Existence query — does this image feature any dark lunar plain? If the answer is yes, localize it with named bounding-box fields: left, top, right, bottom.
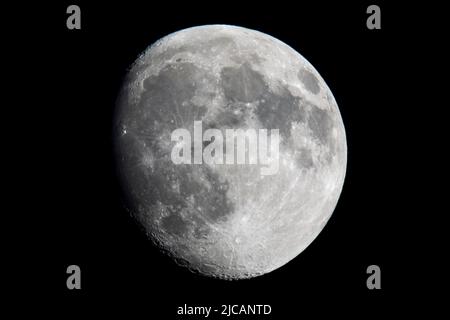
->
left=8, top=0, right=438, bottom=318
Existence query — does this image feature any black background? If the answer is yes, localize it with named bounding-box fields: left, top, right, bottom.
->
left=8, top=0, right=437, bottom=317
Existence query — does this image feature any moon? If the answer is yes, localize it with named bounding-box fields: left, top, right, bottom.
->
left=114, top=25, right=347, bottom=279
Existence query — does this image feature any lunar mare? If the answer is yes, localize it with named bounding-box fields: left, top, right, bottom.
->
left=114, top=25, right=347, bottom=279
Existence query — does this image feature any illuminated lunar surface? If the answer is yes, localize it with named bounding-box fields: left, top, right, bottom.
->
left=114, top=25, right=347, bottom=279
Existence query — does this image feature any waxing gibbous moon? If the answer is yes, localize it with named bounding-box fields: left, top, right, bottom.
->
left=114, top=25, right=347, bottom=279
